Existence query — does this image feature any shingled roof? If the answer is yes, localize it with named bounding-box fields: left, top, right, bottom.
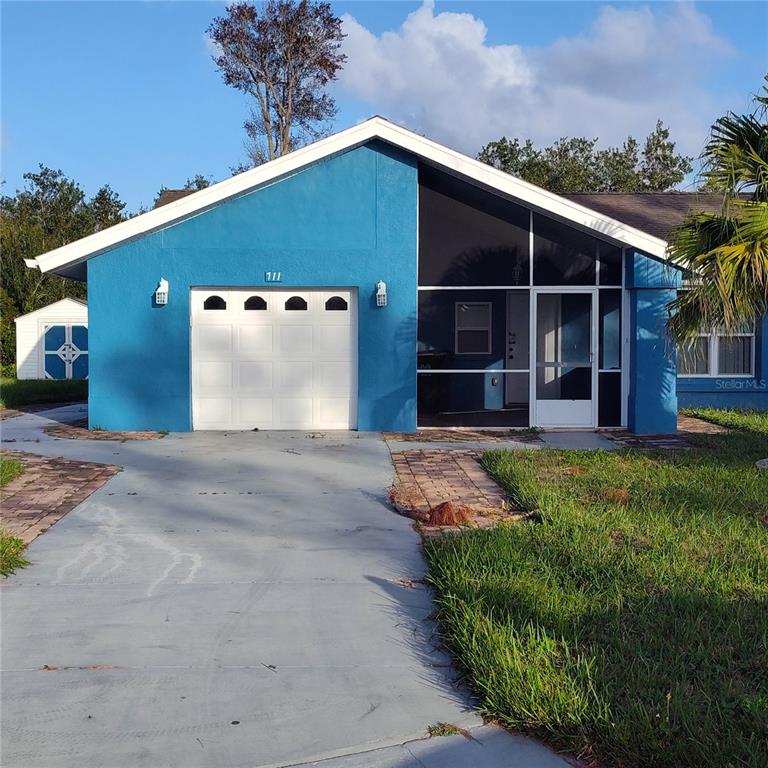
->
left=154, top=183, right=725, bottom=240
left=154, top=186, right=724, bottom=240
left=561, top=192, right=728, bottom=240
left=154, top=189, right=196, bottom=208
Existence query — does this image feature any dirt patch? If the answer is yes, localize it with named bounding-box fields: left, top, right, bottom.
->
left=601, top=487, right=630, bottom=506
left=384, top=429, right=542, bottom=444
left=45, top=418, right=164, bottom=441
left=427, top=501, right=474, bottom=526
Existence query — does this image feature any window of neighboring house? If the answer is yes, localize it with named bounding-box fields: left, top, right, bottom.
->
left=678, top=325, right=755, bottom=377
left=455, top=302, right=492, bottom=354
left=678, top=335, right=711, bottom=376
left=717, top=326, right=755, bottom=375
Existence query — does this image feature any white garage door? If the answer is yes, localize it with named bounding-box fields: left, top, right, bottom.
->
left=191, top=288, right=357, bottom=430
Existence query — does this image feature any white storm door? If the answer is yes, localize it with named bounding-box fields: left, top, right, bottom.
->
left=533, top=290, right=596, bottom=428
left=191, top=288, right=357, bottom=430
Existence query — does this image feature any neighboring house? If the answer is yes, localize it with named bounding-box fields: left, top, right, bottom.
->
left=14, top=298, right=88, bottom=380
left=564, top=193, right=767, bottom=412
left=24, top=117, right=766, bottom=432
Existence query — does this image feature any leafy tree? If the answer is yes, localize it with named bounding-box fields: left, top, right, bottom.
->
left=184, top=174, right=213, bottom=191
left=668, top=83, right=768, bottom=341
left=639, top=120, right=694, bottom=192
left=478, top=122, right=691, bottom=193
left=0, top=166, right=126, bottom=365
left=208, top=0, right=346, bottom=167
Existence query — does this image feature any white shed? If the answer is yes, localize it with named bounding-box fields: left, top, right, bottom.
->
left=14, top=298, right=88, bottom=380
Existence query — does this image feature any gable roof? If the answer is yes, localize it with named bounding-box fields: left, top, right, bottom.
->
left=13, top=297, right=87, bottom=323
left=27, top=116, right=670, bottom=279
left=562, top=192, right=732, bottom=240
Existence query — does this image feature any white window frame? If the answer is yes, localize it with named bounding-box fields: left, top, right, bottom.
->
left=454, top=301, right=492, bottom=355
left=677, top=326, right=755, bottom=378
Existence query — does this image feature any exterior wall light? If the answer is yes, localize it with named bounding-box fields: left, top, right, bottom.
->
left=155, top=278, right=169, bottom=306
left=376, top=280, right=387, bottom=307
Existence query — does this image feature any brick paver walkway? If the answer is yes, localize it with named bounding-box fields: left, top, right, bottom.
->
left=390, top=449, right=522, bottom=531
left=45, top=418, right=164, bottom=441
left=603, top=414, right=731, bottom=450
left=677, top=415, right=730, bottom=434
left=1, top=451, right=119, bottom=544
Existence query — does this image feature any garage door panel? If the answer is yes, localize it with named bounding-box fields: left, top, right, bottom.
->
left=316, top=398, right=353, bottom=428
left=279, top=361, right=313, bottom=393
left=279, top=325, right=313, bottom=356
left=238, top=361, right=273, bottom=391
left=192, top=288, right=356, bottom=430
left=239, top=325, right=273, bottom=354
left=198, top=361, right=232, bottom=390
left=196, top=398, right=233, bottom=427
left=198, top=325, right=233, bottom=356
left=278, top=398, right=313, bottom=426
left=317, top=362, right=352, bottom=393
left=238, top=398, right=274, bottom=427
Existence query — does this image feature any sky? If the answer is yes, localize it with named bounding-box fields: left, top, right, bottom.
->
left=2, top=1, right=767, bottom=211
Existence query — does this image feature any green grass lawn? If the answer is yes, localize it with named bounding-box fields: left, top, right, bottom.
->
left=424, top=410, right=768, bottom=768
left=0, top=455, right=28, bottom=576
left=0, top=377, right=87, bottom=409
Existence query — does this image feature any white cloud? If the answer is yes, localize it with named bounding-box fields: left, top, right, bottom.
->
left=203, top=32, right=223, bottom=60
left=338, top=1, right=735, bottom=158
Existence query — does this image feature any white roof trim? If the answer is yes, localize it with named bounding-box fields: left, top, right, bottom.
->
left=13, top=297, right=87, bottom=323
left=29, top=116, right=669, bottom=275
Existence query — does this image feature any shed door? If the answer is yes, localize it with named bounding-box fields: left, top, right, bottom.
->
left=43, top=324, right=89, bottom=380
left=191, top=288, right=357, bottom=430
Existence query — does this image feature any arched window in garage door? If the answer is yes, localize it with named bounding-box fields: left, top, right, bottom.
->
left=285, top=296, right=308, bottom=311
left=325, top=296, right=348, bottom=311
left=203, top=295, right=227, bottom=310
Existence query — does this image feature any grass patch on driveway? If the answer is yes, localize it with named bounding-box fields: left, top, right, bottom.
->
left=424, top=411, right=768, bottom=768
left=1, top=455, right=28, bottom=576
left=1, top=455, right=24, bottom=487
left=0, top=530, right=29, bottom=577
left=0, top=377, right=87, bottom=409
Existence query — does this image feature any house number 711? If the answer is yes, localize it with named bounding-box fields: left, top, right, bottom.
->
left=264, top=271, right=282, bottom=282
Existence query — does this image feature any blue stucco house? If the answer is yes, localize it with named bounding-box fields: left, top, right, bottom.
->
left=27, top=117, right=766, bottom=433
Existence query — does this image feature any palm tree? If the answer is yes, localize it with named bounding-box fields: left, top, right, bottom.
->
left=667, top=80, right=768, bottom=342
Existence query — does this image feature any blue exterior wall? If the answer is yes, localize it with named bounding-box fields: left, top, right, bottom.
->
left=626, top=250, right=682, bottom=433
left=677, top=314, right=768, bottom=410
left=87, top=141, right=418, bottom=431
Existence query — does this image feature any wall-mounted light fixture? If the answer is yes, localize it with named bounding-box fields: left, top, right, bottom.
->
left=155, top=278, right=169, bottom=306
left=376, top=280, right=387, bottom=307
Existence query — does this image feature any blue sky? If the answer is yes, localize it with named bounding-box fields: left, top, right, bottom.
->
left=2, top=1, right=766, bottom=211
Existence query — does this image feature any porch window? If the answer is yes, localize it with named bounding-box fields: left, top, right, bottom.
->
left=418, top=165, right=529, bottom=287
left=455, top=302, right=492, bottom=354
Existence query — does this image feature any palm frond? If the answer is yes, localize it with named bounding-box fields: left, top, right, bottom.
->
left=667, top=82, right=768, bottom=342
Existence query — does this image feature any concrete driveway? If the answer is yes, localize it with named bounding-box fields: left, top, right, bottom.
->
left=1, top=407, right=569, bottom=768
